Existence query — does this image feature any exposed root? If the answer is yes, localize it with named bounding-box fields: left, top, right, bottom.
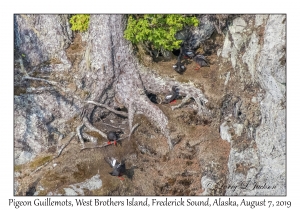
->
left=82, top=133, right=98, bottom=143
left=80, top=137, right=126, bottom=151
left=85, top=100, right=128, bottom=117
left=56, top=132, right=75, bottom=157
left=23, top=76, right=82, bottom=101
left=76, top=123, right=85, bottom=147
left=171, top=94, right=192, bottom=110
left=56, top=134, right=64, bottom=151
left=80, top=123, right=139, bottom=152
left=18, top=58, right=29, bottom=77
left=139, top=66, right=209, bottom=116
left=128, top=123, right=140, bottom=141
left=83, top=116, right=107, bottom=138
left=100, top=121, right=126, bottom=130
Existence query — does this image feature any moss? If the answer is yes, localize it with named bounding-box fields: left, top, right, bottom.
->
left=176, top=77, right=190, bottom=84
left=14, top=164, right=23, bottom=172
left=85, top=131, right=104, bottom=144
left=41, top=172, right=69, bottom=193
left=69, top=15, right=90, bottom=32
left=50, top=58, right=62, bottom=65
left=29, top=155, right=52, bottom=169
left=14, top=86, right=26, bottom=96
left=178, top=178, right=192, bottom=187
left=167, top=177, right=176, bottom=186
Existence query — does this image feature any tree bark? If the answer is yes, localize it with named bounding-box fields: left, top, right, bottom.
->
left=14, top=14, right=208, bottom=152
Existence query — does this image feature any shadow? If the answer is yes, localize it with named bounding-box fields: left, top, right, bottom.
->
left=125, top=166, right=138, bottom=180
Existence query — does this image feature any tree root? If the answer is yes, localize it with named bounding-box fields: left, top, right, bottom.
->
left=100, top=121, right=125, bottom=130
left=83, top=116, right=107, bottom=138
left=56, top=132, right=75, bottom=157
left=80, top=123, right=139, bottom=152
left=128, top=123, right=140, bottom=141
left=82, top=133, right=97, bottom=143
left=139, top=66, right=209, bottom=116
left=76, top=123, right=85, bottom=147
left=85, top=100, right=128, bottom=117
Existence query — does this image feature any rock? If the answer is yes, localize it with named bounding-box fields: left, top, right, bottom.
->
left=64, top=188, right=78, bottom=196
left=220, top=121, right=231, bottom=142
left=233, top=123, right=243, bottom=136
left=224, top=72, right=230, bottom=85
left=231, top=17, right=247, bottom=33
left=64, top=174, right=102, bottom=195
left=201, top=176, right=217, bottom=195
left=222, top=15, right=286, bottom=195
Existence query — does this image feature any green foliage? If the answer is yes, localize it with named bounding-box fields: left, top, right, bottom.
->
left=69, top=14, right=90, bottom=32
left=124, top=14, right=199, bottom=51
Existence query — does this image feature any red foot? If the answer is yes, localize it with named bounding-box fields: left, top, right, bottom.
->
left=118, top=176, right=125, bottom=181
left=107, top=141, right=111, bottom=145
left=170, top=100, right=177, bottom=104
left=114, top=140, right=117, bottom=146
left=194, top=64, right=201, bottom=70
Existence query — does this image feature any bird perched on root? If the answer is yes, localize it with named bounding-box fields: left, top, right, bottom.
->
left=164, top=86, right=180, bottom=104
left=104, top=157, right=126, bottom=180
left=107, top=131, right=118, bottom=146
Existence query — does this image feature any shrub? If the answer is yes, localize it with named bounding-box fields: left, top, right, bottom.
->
left=69, top=14, right=90, bottom=32
left=124, top=14, right=199, bottom=52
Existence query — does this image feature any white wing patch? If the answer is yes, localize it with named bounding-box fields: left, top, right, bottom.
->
left=165, top=95, right=172, bottom=100
left=112, top=159, right=116, bottom=167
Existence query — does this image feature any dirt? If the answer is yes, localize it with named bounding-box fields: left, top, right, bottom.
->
left=15, top=32, right=262, bottom=196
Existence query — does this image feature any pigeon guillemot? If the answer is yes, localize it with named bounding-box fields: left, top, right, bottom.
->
left=107, top=131, right=117, bottom=146
left=182, top=47, right=195, bottom=59
left=164, top=86, right=179, bottom=104
left=193, top=54, right=209, bottom=70
left=172, top=61, right=186, bottom=74
left=104, top=157, right=126, bottom=180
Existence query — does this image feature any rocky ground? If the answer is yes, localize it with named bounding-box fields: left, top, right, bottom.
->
left=14, top=14, right=286, bottom=196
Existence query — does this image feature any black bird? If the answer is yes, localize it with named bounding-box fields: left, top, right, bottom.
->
left=164, top=86, right=179, bottom=104
left=180, top=37, right=196, bottom=59
left=172, top=61, right=186, bottom=74
left=104, top=157, right=126, bottom=180
left=193, top=54, right=209, bottom=70
left=107, top=131, right=117, bottom=146
left=182, top=47, right=195, bottom=59
left=25, top=186, right=36, bottom=196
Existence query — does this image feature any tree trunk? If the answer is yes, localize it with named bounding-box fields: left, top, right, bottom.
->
left=14, top=14, right=208, bottom=159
